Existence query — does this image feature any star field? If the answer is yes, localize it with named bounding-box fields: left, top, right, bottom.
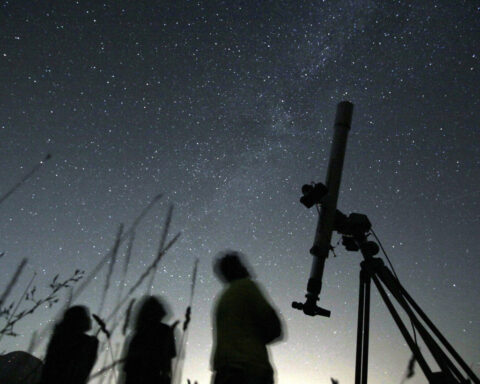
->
left=1, top=1, right=479, bottom=383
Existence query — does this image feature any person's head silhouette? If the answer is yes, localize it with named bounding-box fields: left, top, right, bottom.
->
left=58, top=305, right=92, bottom=333
left=214, top=250, right=251, bottom=284
left=135, top=296, right=167, bottom=331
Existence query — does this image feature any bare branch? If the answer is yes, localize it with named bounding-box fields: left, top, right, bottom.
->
left=0, top=269, right=84, bottom=338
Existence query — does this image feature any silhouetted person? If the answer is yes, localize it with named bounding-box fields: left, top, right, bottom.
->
left=211, top=251, right=283, bottom=384
left=39, top=305, right=98, bottom=384
left=123, top=296, right=176, bottom=384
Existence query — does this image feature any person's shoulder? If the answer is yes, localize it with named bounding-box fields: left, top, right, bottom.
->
left=158, top=322, right=172, bottom=331
left=230, top=278, right=262, bottom=294
left=155, top=322, right=174, bottom=336
left=82, top=334, right=99, bottom=348
left=231, top=277, right=254, bottom=286
left=237, top=277, right=260, bottom=289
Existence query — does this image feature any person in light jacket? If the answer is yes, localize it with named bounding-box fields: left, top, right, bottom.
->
left=211, top=251, right=283, bottom=384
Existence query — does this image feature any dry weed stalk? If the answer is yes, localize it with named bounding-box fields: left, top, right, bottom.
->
left=122, top=298, right=136, bottom=336
left=172, top=258, right=199, bottom=384
left=33, top=194, right=163, bottom=352
left=72, top=193, right=163, bottom=303
left=97, top=224, right=124, bottom=315
left=116, top=230, right=135, bottom=310
left=0, top=258, right=28, bottom=307
left=106, top=230, right=180, bottom=327
left=88, top=357, right=125, bottom=382
left=148, top=204, right=174, bottom=294
left=0, top=153, right=52, bottom=207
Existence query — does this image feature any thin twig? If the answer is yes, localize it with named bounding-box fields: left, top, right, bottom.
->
left=72, top=194, right=163, bottom=302
left=114, top=230, right=135, bottom=325
left=7, top=272, right=36, bottom=325
left=107, top=343, right=121, bottom=384
left=88, top=358, right=126, bottom=382
left=0, top=270, right=84, bottom=338
left=62, top=286, right=74, bottom=313
left=1, top=272, right=37, bottom=344
left=27, top=330, right=38, bottom=354
left=97, top=349, right=110, bottom=384
left=173, top=258, right=199, bottom=384
left=106, top=338, right=118, bottom=383
left=122, top=298, right=136, bottom=336
left=0, top=154, right=52, bottom=207
left=0, top=258, right=28, bottom=307
left=148, top=204, right=173, bottom=294
left=106, top=232, right=181, bottom=328
left=98, top=224, right=124, bottom=315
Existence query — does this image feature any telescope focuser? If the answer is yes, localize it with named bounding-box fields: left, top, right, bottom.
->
left=300, top=182, right=328, bottom=208
left=292, top=293, right=331, bottom=317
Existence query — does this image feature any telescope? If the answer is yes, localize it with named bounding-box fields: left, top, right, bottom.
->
left=292, top=101, right=479, bottom=384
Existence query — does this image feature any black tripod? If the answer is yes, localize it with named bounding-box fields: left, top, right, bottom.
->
left=348, top=216, right=479, bottom=384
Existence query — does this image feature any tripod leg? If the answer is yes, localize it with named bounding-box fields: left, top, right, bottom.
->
left=370, top=274, right=435, bottom=382
left=378, top=267, right=470, bottom=383
left=355, top=269, right=365, bottom=384
left=362, top=272, right=371, bottom=384
left=398, top=281, right=480, bottom=384
left=355, top=268, right=369, bottom=384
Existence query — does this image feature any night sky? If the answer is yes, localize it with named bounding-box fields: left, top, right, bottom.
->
left=1, top=1, right=479, bottom=383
